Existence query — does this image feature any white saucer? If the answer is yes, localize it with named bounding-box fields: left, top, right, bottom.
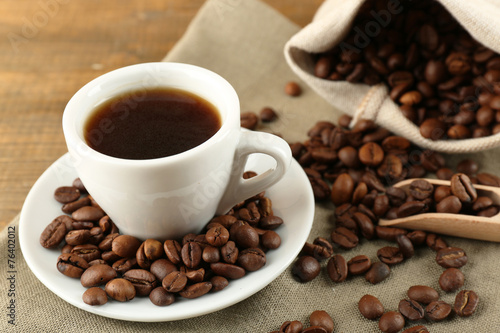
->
left=19, top=153, right=314, bottom=322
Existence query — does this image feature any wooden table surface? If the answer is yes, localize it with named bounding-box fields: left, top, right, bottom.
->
left=0, top=0, right=323, bottom=230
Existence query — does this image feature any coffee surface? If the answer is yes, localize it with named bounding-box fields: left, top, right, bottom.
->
left=84, top=88, right=221, bottom=159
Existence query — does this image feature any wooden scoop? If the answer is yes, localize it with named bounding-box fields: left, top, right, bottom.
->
left=378, top=178, right=500, bottom=242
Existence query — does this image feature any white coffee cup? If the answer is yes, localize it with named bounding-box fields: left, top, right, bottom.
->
left=62, top=62, right=292, bottom=240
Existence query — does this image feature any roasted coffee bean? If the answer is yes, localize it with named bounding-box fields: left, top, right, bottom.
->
left=136, top=239, right=164, bottom=269
left=309, top=310, right=334, bottom=333
left=426, top=233, right=448, bottom=251
left=83, top=287, right=108, bottom=306
left=261, top=230, right=281, bottom=250
left=71, top=244, right=101, bottom=262
left=361, top=171, right=385, bottom=192
left=72, top=205, right=105, bottom=222
left=210, top=215, right=238, bottom=229
left=112, top=235, right=141, bottom=258
left=65, top=229, right=91, bottom=246
left=179, top=282, right=212, bottom=299
left=347, top=255, right=371, bottom=275
left=406, top=230, right=427, bottom=246
left=183, top=267, right=205, bottom=283
left=331, top=173, right=354, bottom=206
left=302, top=238, right=333, bottom=261
left=439, top=267, right=465, bottom=292
left=399, top=299, right=425, bottom=321
left=420, top=150, right=445, bottom=172
left=436, top=195, right=462, bottom=213
left=89, top=227, right=104, bottom=245
left=358, top=294, right=384, bottom=320
left=62, top=196, right=91, bottom=214
left=326, top=254, right=348, bottom=283
left=436, top=167, right=454, bottom=180
left=335, top=214, right=358, bottom=234
left=352, top=182, right=368, bottom=205
left=396, top=234, right=414, bottom=259
left=202, top=246, right=221, bottom=263
left=149, top=287, right=175, bottom=306
left=292, top=256, right=320, bottom=282
left=426, top=300, right=452, bottom=321
left=80, top=264, right=117, bottom=287
left=220, top=240, right=239, bottom=264
left=280, top=320, right=303, bottom=333
left=162, top=271, right=187, bottom=293
left=123, top=269, right=156, bottom=296
left=285, top=81, right=301, bottom=96
left=375, top=226, right=407, bottom=242
left=397, top=201, right=428, bottom=218
left=436, top=247, right=468, bottom=268
left=409, top=180, right=433, bottom=200
left=372, top=195, right=390, bottom=217
left=365, top=262, right=390, bottom=284
left=181, top=241, right=202, bottom=269
left=353, top=212, right=375, bottom=240
left=434, top=186, right=452, bottom=202
left=101, top=250, right=121, bottom=264
left=240, top=111, right=259, bottom=130
left=164, top=239, right=182, bottom=265
left=260, top=107, right=277, bottom=122
left=402, top=326, right=429, bottom=333
left=54, top=186, right=80, bottom=203
left=98, top=233, right=119, bottom=251
left=472, top=196, right=494, bottom=211
left=61, top=244, right=74, bottom=254
left=205, top=225, right=230, bottom=247
left=112, top=257, right=138, bottom=275
left=451, top=173, right=477, bottom=203
left=358, top=142, right=384, bottom=166
left=105, top=278, right=136, bottom=302
left=182, top=233, right=197, bottom=245
left=40, top=217, right=68, bottom=249
left=378, top=311, right=405, bottom=333
left=477, top=205, right=499, bottom=217
left=477, top=172, right=500, bottom=187
left=419, top=118, right=446, bottom=140
left=210, top=275, right=229, bottom=292
left=233, top=224, right=260, bottom=249
left=238, top=248, right=266, bottom=271
left=72, top=177, right=87, bottom=193
left=377, top=246, right=404, bottom=265
left=71, top=221, right=94, bottom=230
left=331, top=227, right=358, bottom=249
left=260, top=215, right=283, bottom=230
left=210, top=262, right=246, bottom=280
left=57, top=253, right=89, bottom=278
left=454, top=290, right=479, bottom=317
left=407, top=285, right=439, bottom=304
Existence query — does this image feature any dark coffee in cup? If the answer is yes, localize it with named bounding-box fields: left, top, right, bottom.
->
left=84, top=87, right=221, bottom=160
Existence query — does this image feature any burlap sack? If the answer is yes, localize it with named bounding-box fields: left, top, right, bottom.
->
left=285, top=0, right=500, bottom=153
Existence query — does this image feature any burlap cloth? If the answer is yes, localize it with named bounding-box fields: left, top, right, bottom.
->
left=2, top=0, right=500, bottom=331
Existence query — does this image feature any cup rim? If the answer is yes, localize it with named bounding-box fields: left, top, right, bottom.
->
left=62, top=62, right=240, bottom=166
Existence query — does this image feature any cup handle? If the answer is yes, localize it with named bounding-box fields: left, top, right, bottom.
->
left=216, top=130, right=292, bottom=215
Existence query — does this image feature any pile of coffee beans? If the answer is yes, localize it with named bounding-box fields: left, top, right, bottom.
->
left=268, top=310, right=334, bottom=333
left=283, top=114, right=487, bottom=331
left=313, top=0, right=500, bottom=140
left=388, top=173, right=499, bottom=218
left=41, top=172, right=284, bottom=306
left=358, top=287, right=478, bottom=333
